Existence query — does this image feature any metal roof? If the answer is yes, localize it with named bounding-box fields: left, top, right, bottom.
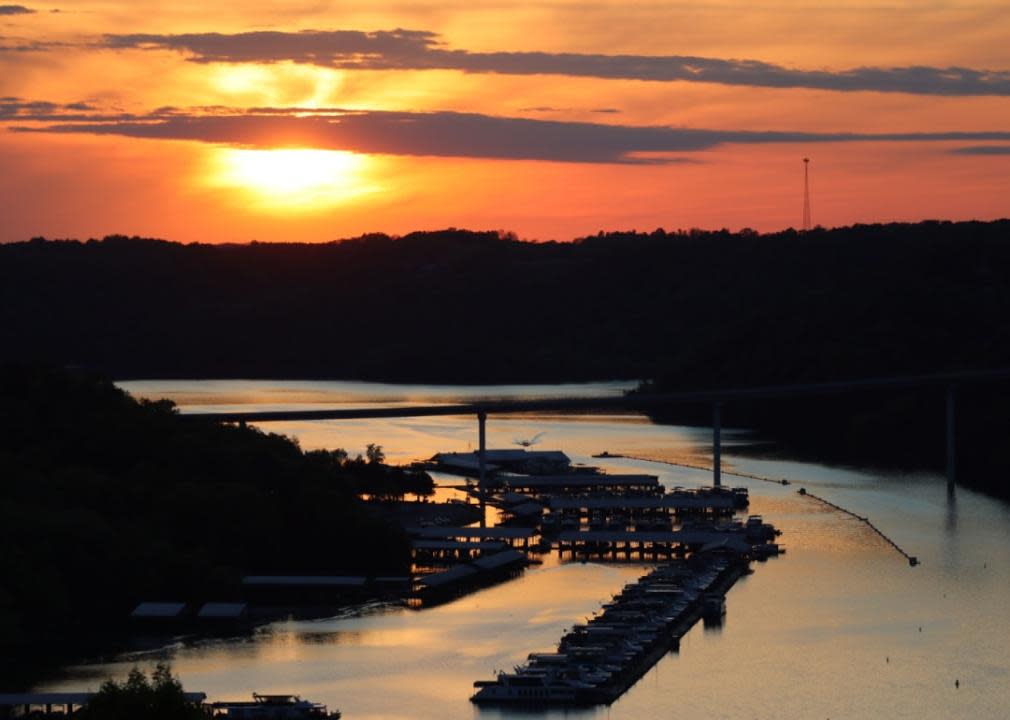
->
left=130, top=602, right=188, bottom=618
left=412, top=539, right=508, bottom=551
left=431, top=454, right=500, bottom=472
left=0, top=693, right=207, bottom=706
left=558, top=529, right=744, bottom=545
left=416, top=564, right=479, bottom=588
left=506, top=502, right=545, bottom=516
left=0, top=694, right=93, bottom=706
left=409, top=526, right=538, bottom=539
left=498, top=491, right=533, bottom=505
left=242, top=576, right=368, bottom=587
left=699, top=537, right=753, bottom=554
left=433, top=449, right=570, bottom=464
left=548, top=495, right=735, bottom=510
left=502, top=474, right=659, bottom=488
left=471, top=549, right=527, bottom=570
left=197, top=602, right=248, bottom=618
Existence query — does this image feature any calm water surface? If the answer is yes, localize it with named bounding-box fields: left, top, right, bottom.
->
left=38, top=380, right=1010, bottom=719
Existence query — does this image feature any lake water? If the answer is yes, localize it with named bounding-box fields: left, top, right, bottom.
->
left=37, top=380, right=1010, bottom=719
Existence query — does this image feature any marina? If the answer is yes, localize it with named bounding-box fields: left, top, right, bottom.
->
left=471, top=522, right=779, bottom=705
left=30, top=379, right=1010, bottom=720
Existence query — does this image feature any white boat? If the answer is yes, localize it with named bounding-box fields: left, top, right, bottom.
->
left=472, top=673, right=582, bottom=703
left=208, top=694, right=340, bottom=719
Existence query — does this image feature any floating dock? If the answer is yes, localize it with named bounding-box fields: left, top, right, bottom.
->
left=412, top=549, right=529, bottom=605
left=471, top=520, right=781, bottom=706
left=408, top=525, right=539, bottom=548
left=497, top=474, right=662, bottom=493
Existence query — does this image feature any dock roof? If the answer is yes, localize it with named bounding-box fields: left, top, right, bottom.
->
left=502, top=474, right=659, bottom=489
left=0, top=693, right=207, bottom=707
left=432, top=449, right=570, bottom=467
left=242, top=576, right=367, bottom=587
left=130, top=602, right=188, bottom=618
left=409, top=526, right=538, bottom=540
left=558, top=529, right=745, bottom=545
left=506, top=501, right=546, bottom=516
left=471, top=549, right=527, bottom=570
left=0, top=694, right=94, bottom=706
left=416, top=564, right=478, bottom=588
left=548, top=495, right=734, bottom=510
left=412, top=539, right=508, bottom=551
left=430, top=454, right=500, bottom=473
left=197, top=602, right=248, bottom=619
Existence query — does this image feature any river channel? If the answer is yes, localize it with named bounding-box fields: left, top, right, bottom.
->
left=36, top=380, right=1010, bottom=719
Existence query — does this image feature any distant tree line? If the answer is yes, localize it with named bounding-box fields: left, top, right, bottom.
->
left=3, top=221, right=1010, bottom=496
left=3, top=222, right=1009, bottom=384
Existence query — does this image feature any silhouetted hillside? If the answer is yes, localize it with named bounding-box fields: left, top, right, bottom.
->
left=4, top=222, right=1010, bottom=498
left=0, top=363, right=410, bottom=684
left=3, top=221, right=1010, bottom=383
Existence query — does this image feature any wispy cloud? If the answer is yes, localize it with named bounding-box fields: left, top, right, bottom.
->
left=0, top=5, right=35, bottom=15
left=91, top=29, right=1010, bottom=97
left=8, top=100, right=1010, bottom=164
left=951, top=145, right=1010, bottom=155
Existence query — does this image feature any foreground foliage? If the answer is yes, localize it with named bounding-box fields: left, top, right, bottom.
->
left=81, top=664, right=204, bottom=720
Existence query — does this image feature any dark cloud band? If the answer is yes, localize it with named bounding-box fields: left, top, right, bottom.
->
left=94, top=29, right=1010, bottom=97
left=0, top=5, right=35, bottom=15
left=951, top=145, right=1010, bottom=156
left=7, top=100, right=1010, bottom=163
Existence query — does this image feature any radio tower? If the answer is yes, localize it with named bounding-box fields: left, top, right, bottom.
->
left=802, top=157, right=811, bottom=231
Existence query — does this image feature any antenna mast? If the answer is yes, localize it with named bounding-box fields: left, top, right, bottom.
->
left=802, top=158, right=811, bottom=231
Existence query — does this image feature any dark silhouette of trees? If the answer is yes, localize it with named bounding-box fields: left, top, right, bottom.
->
left=366, top=443, right=385, bottom=464
left=2, top=220, right=1010, bottom=495
left=3, top=221, right=1009, bottom=384
left=0, top=363, right=411, bottom=684
left=81, top=664, right=204, bottom=720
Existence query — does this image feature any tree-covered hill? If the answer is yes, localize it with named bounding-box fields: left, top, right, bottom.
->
left=2, top=221, right=1009, bottom=383
left=3, top=221, right=1010, bottom=497
left=0, top=364, right=410, bottom=681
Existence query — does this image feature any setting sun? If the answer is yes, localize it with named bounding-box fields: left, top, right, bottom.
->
left=208, top=148, right=376, bottom=212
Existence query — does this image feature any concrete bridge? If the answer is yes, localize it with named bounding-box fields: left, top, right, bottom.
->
left=184, top=367, right=1010, bottom=493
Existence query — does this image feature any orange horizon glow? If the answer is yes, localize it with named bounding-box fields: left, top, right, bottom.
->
left=0, top=1, right=1008, bottom=242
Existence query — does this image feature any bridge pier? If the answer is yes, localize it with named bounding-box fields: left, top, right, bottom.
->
left=478, top=410, right=487, bottom=529
left=713, top=401, right=722, bottom=487
left=946, top=384, right=956, bottom=491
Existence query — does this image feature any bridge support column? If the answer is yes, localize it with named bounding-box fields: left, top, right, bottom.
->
left=478, top=410, right=487, bottom=529
left=946, top=385, right=956, bottom=491
left=713, top=401, right=722, bottom=487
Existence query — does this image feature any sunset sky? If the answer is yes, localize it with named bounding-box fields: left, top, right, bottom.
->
left=2, top=1, right=1009, bottom=243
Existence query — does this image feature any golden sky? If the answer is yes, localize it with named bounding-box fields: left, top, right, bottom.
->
left=2, top=0, right=1009, bottom=242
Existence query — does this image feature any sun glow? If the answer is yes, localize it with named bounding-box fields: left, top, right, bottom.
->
left=208, top=148, right=376, bottom=212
